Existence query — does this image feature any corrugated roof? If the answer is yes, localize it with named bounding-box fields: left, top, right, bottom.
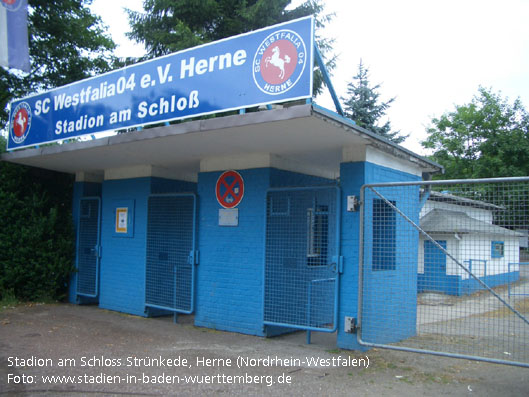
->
left=420, top=209, right=524, bottom=237
left=427, top=190, right=503, bottom=210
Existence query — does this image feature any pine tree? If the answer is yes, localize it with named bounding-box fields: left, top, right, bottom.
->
left=342, top=60, right=407, bottom=144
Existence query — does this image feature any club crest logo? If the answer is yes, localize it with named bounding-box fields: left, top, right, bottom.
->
left=10, top=102, right=32, bottom=144
left=1, top=0, right=23, bottom=12
left=253, top=29, right=307, bottom=95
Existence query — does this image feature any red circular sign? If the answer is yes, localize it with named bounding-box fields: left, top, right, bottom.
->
left=216, top=170, right=244, bottom=209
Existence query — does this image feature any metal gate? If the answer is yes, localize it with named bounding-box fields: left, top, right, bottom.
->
left=76, top=197, right=101, bottom=298
left=358, top=177, right=529, bottom=367
left=264, top=186, right=341, bottom=332
left=145, top=194, right=197, bottom=313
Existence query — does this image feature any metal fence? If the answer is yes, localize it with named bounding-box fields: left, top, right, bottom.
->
left=358, top=177, right=529, bottom=367
left=145, top=194, right=197, bottom=314
left=76, top=197, right=101, bottom=298
left=263, top=187, right=341, bottom=333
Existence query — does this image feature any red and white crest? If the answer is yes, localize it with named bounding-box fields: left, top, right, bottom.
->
left=10, top=102, right=32, bottom=144
left=261, top=40, right=298, bottom=85
left=253, top=29, right=307, bottom=95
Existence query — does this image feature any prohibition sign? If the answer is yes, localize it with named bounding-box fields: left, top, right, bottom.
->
left=216, top=170, right=244, bottom=208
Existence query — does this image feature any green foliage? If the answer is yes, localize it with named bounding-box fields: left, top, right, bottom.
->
left=0, top=0, right=114, bottom=302
left=342, top=60, right=407, bottom=144
left=127, top=0, right=334, bottom=96
left=0, top=0, right=116, bottom=125
left=422, top=87, right=529, bottom=179
left=0, top=154, right=75, bottom=301
left=0, top=288, right=18, bottom=309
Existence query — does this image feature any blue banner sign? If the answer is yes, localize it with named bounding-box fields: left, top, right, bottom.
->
left=7, top=16, right=314, bottom=150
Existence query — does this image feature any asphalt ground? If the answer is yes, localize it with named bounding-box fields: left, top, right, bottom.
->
left=1, top=303, right=528, bottom=396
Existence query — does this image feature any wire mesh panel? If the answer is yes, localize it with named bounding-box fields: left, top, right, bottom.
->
left=145, top=194, right=196, bottom=313
left=76, top=197, right=101, bottom=297
left=359, top=178, right=529, bottom=367
left=264, top=187, right=339, bottom=331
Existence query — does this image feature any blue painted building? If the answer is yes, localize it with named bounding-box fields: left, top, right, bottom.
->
left=2, top=103, right=442, bottom=350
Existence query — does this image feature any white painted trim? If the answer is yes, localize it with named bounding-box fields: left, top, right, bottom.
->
left=200, top=153, right=272, bottom=172
left=342, top=145, right=367, bottom=162
left=365, top=146, right=422, bottom=176
left=342, top=145, right=423, bottom=176
left=366, top=146, right=422, bottom=177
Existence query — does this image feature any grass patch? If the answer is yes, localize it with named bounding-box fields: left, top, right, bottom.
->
left=0, top=289, right=19, bottom=310
left=478, top=297, right=529, bottom=318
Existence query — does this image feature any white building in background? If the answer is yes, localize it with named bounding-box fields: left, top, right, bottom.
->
left=418, top=191, right=522, bottom=295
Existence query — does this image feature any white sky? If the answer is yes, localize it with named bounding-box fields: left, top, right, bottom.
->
left=90, top=0, right=529, bottom=155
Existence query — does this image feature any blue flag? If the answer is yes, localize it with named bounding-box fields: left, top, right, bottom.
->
left=0, top=0, right=30, bottom=72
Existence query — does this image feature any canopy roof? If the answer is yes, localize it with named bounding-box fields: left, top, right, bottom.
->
left=2, top=104, right=442, bottom=180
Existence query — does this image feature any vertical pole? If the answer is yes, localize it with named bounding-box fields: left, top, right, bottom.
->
left=313, top=44, right=344, bottom=116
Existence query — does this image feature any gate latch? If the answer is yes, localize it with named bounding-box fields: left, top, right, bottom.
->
left=91, top=245, right=101, bottom=258
left=347, top=196, right=359, bottom=212
left=188, top=250, right=199, bottom=265
left=344, top=316, right=357, bottom=333
left=332, top=256, right=344, bottom=274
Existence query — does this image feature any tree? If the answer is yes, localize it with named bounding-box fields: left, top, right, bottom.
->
left=341, top=60, right=407, bottom=144
left=0, top=136, right=75, bottom=301
left=127, top=0, right=334, bottom=96
left=0, top=0, right=116, bottom=125
left=0, top=1, right=115, bottom=301
left=422, top=87, right=529, bottom=179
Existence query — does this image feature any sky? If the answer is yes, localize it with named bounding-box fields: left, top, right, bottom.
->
left=89, top=0, right=529, bottom=155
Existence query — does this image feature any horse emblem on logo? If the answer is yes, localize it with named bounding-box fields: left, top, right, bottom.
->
left=253, top=29, right=307, bottom=95
left=10, top=102, right=32, bottom=145
left=265, top=46, right=291, bottom=80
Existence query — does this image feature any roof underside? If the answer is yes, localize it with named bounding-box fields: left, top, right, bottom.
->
left=1, top=104, right=441, bottom=178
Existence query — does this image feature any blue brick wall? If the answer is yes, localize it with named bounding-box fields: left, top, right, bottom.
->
left=337, top=161, right=421, bottom=349
left=195, top=168, right=271, bottom=335
left=70, top=177, right=198, bottom=315
left=69, top=182, right=101, bottom=304
left=270, top=168, right=334, bottom=188
left=68, top=163, right=425, bottom=350
left=98, top=178, right=151, bottom=316
left=336, top=162, right=365, bottom=350
left=463, top=271, right=519, bottom=294
left=195, top=168, right=339, bottom=336
left=97, top=177, right=198, bottom=315
left=151, top=177, right=196, bottom=194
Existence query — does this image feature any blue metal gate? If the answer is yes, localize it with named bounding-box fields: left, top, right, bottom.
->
left=145, top=194, right=197, bottom=313
left=264, top=187, right=341, bottom=332
left=76, top=197, right=101, bottom=298
left=358, top=178, right=529, bottom=368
